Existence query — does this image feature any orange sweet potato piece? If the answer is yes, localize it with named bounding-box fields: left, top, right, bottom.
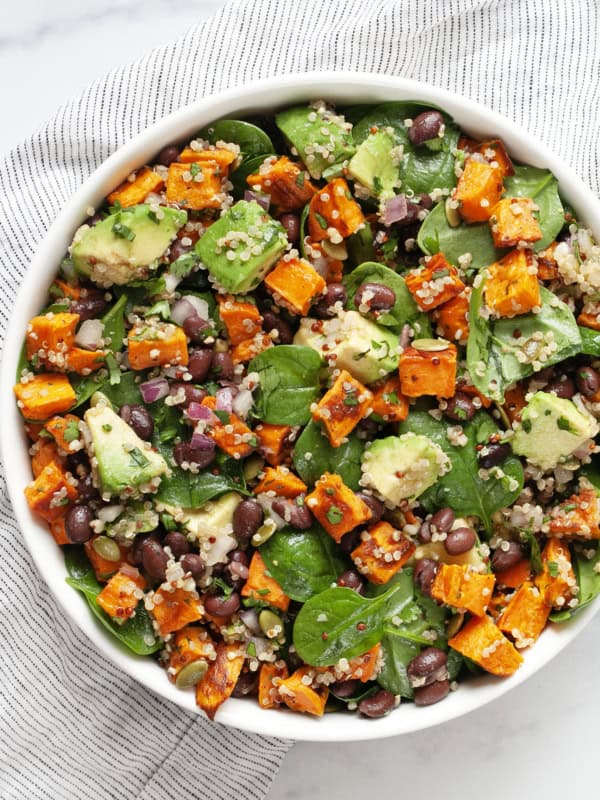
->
left=346, top=644, right=381, bottom=681
left=241, top=552, right=290, bottom=612
left=368, top=375, right=409, bottom=423
left=305, top=472, right=371, bottom=541
left=405, top=254, right=465, bottom=312
left=31, top=439, right=60, bottom=477
left=49, top=517, right=70, bottom=546
left=399, top=342, right=457, bottom=399
left=50, top=278, right=80, bottom=301
left=128, top=322, right=188, bottom=370
left=489, top=197, right=542, bottom=248
left=178, top=147, right=237, bottom=172
left=502, top=383, right=527, bottom=423
left=475, top=139, right=515, bottom=177
left=247, top=156, right=317, bottom=211
left=45, top=414, right=82, bottom=452
left=536, top=538, right=576, bottom=606
left=455, top=158, right=504, bottom=223
left=312, top=370, right=372, bottom=448
left=25, top=422, right=46, bottom=442
left=201, top=396, right=256, bottom=459
left=308, top=178, right=365, bottom=242
left=195, top=643, right=245, bottom=720
left=264, top=256, right=326, bottom=316
left=85, top=538, right=130, bottom=582
left=96, top=567, right=146, bottom=621
left=217, top=295, right=262, bottom=345
left=14, top=374, right=77, bottom=421
left=168, top=626, right=217, bottom=683
left=537, top=242, right=560, bottom=282
left=230, top=334, right=272, bottom=365
left=431, top=564, right=496, bottom=616
left=351, top=521, right=416, bottom=584
left=433, top=289, right=470, bottom=345
left=255, top=423, right=292, bottom=466
left=26, top=312, right=79, bottom=363
left=254, top=466, right=307, bottom=498
left=107, top=167, right=165, bottom=208
left=258, top=662, right=289, bottom=709
left=65, top=347, right=106, bottom=374
left=497, top=581, right=550, bottom=647
left=150, top=586, right=203, bottom=636
left=448, top=615, right=523, bottom=676
left=454, top=378, right=493, bottom=409
left=548, top=487, right=600, bottom=539
left=495, top=558, right=531, bottom=589
left=166, top=161, right=223, bottom=210
left=24, top=462, right=77, bottom=523
left=485, top=249, right=541, bottom=318
left=278, top=667, right=329, bottom=716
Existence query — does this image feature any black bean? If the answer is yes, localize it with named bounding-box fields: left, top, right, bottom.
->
left=187, top=348, right=213, bottom=382
left=445, top=527, right=476, bottom=555
left=418, top=520, right=432, bottom=544
left=132, top=532, right=162, bottom=566
left=211, top=351, right=234, bottom=380
left=312, top=283, right=347, bottom=319
left=76, top=473, right=99, bottom=503
left=413, top=558, right=439, bottom=596
left=232, top=670, right=259, bottom=698
left=354, top=282, right=396, bottom=312
left=163, top=531, right=191, bottom=559
left=408, top=110, right=445, bottom=146
left=170, top=382, right=207, bottom=407
left=491, top=541, right=523, bottom=574
left=173, top=441, right=216, bottom=469
left=65, top=505, right=94, bottom=543
left=358, top=690, right=396, bottom=718
left=272, top=497, right=313, bottom=530
left=414, top=679, right=450, bottom=706
left=430, top=507, right=455, bottom=533
left=141, top=539, right=169, bottom=585
left=169, top=237, right=194, bottom=263
left=204, top=592, right=240, bottom=617
left=183, top=314, right=211, bottom=344
left=445, top=392, right=475, bottom=422
left=156, top=144, right=181, bottom=167
left=419, top=193, right=434, bottom=210
left=576, top=366, right=600, bottom=397
left=70, top=292, right=108, bottom=322
left=336, top=569, right=365, bottom=594
left=356, top=492, right=384, bottom=523
left=279, top=213, right=300, bottom=244
left=330, top=679, right=361, bottom=698
left=225, top=550, right=250, bottom=586
left=262, top=310, right=293, bottom=344
left=339, top=529, right=362, bottom=555
left=233, top=499, right=264, bottom=542
left=119, top=404, right=154, bottom=440
left=180, top=553, right=206, bottom=580
left=478, top=442, right=511, bottom=469
left=407, top=647, right=448, bottom=687
left=545, top=376, right=575, bottom=399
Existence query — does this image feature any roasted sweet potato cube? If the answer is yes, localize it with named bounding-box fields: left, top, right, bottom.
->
left=14, top=374, right=77, bottom=421
left=368, top=375, right=409, bottom=423
left=455, top=378, right=493, bottom=409
left=495, top=558, right=531, bottom=589
left=178, top=146, right=237, bottom=173
left=45, top=414, right=82, bottom=452
left=308, top=178, right=365, bottom=242
left=166, top=161, right=223, bottom=210
left=455, top=158, right=504, bottom=223
left=24, top=461, right=77, bottom=522
left=217, top=294, right=263, bottom=345
left=431, top=564, right=496, bottom=616
left=201, top=396, right=256, bottom=459
left=399, top=342, right=457, bottom=399
left=84, top=538, right=130, bottom=582
left=305, top=472, right=372, bottom=541
left=258, top=662, right=289, bottom=709
left=247, top=156, right=317, bottom=211
left=278, top=667, right=329, bottom=716
left=50, top=278, right=81, bottom=301
left=241, top=552, right=290, bottom=612
left=31, top=439, right=60, bottom=477
left=497, top=582, right=550, bottom=647
left=485, top=249, right=541, bottom=318
left=255, top=423, right=292, bottom=466
left=254, top=466, right=307, bottom=498
left=96, top=567, right=146, bottom=621
left=535, top=538, right=576, bottom=606
left=26, top=312, right=79, bottom=363
left=128, top=322, right=189, bottom=369
left=150, top=587, right=203, bottom=636
left=65, top=347, right=106, bottom=374
left=312, top=370, right=372, bottom=448
left=231, top=334, right=272, bottom=364
left=195, top=643, right=245, bottom=720
left=537, top=241, right=560, bottom=281
left=548, top=487, right=600, bottom=539
left=264, top=256, right=326, bottom=316
left=168, top=626, right=217, bottom=684
left=578, top=301, right=600, bottom=332
left=107, top=167, right=165, bottom=208
left=405, top=254, right=465, bottom=311
left=448, top=615, right=523, bottom=676
left=49, top=517, right=70, bottom=546
left=433, top=289, right=470, bottom=345
left=351, top=521, right=416, bottom=584
left=489, top=197, right=542, bottom=248
left=476, top=139, right=515, bottom=177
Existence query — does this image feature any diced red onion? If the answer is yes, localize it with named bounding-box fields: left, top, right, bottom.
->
left=97, top=504, right=123, bottom=523
left=232, top=388, right=253, bottom=419
left=185, top=402, right=214, bottom=422
left=139, top=377, right=169, bottom=404
left=248, top=637, right=272, bottom=658
left=119, top=563, right=141, bottom=579
left=244, top=190, right=270, bottom=211
left=183, top=295, right=209, bottom=319
left=164, top=272, right=182, bottom=294
left=255, top=495, right=287, bottom=530
left=239, top=609, right=261, bottom=636
left=382, top=194, right=408, bottom=226
left=190, top=432, right=216, bottom=452
left=170, top=295, right=209, bottom=326
left=75, top=318, right=104, bottom=350
left=216, top=386, right=234, bottom=412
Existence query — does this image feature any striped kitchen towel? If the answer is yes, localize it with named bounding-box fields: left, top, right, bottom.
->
left=0, top=0, right=598, bottom=798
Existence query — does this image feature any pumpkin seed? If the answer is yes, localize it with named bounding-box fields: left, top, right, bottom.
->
left=445, top=196, right=462, bottom=228
left=412, top=337, right=451, bottom=352
left=243, top=455, right=264, bottom=482
left=251, top=517, right=277, bottom=546
left=175, top=659, right=209, bottom=689
left=258, top=609, right=283, bottom=639
left=322, top=239, right=348, bottom=261
left=92, top=535, right=121, bottom=562
left=446, top=611, right=465, bottom=639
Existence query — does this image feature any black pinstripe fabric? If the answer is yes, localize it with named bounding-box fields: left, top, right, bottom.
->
left=0, top=0, right=598, bottom=797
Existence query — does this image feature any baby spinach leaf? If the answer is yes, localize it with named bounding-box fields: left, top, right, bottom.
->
left=260, top=524, right=347, bottom=601
left=343, top=261, right=431, bottom=335
left=250, top=345, right=323, bottom=425
left=352, top=101, right=448, bottom=144
left=197, top=119, right=274, bottom=162
left=550, top=544, right=600, bottom=622
left=467, top=282, right=581, bottom=403
left=102, top=294, right=127, bottom=354
left=64, top=546, right=162, bottom=656
left=417, top=201, right=498, bottom=269
left=293, top=420, right=364, bottom=490
left=229, top=152, right=276, bottom=199
left=399, top=409, right=523, bottom=532
left=71, top=373, right=109, bottom=408
left=579, top=326, right=600, bottom=356
left=346, top=223, right=376, bottom=267
left=98, top=371, right=143, bottom=407
left=153, top=446, right=247, bottom=507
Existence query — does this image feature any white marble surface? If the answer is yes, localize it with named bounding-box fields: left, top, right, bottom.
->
left=2, top=3, right=599, bottom=799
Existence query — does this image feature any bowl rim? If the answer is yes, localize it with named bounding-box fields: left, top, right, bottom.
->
left=2, top=70, right=599, bottom=743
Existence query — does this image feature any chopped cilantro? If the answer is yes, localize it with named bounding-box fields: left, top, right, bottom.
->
left=343, top=390, right=359, bottom=407
left=147, top=210, right=160, bottom=224
left=557, top=416, right=574, bottom=432
left=102, top=424, right=112, bottom=433
left=190, top=162, right=202, bottom=178
left=112, top=220, right=136, bottom=241
left=382, top=391, right=399, bottom=405
left=63, top=420, right=80, bottom=443
left=247, top=641, right=257, bottom=658
left=129, top=447, right=150, bottom=468
left=214, top=409, right=230, bottom=424
left=326, top=505, right=344, bottom=525
left=547, top=561, right=560, bottom=577
left=295, top=171, right=305, bottom=188
left=372, top=175, right=382, bottom=194
left=314, top=211, right=328, bottom=230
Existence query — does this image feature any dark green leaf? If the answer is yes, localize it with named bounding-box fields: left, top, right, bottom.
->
left=503, top=167, right=564, bottom=250
left=579, top=326, right=600, bottom=356
left=250, top=345, right=323, bottom=425
left=198, top=119, right=274, bottom=161
left=293, top=420, right=364, bottom=490
left=229, top=153, right=276, bottom=199
left=346, top=223, right=376, bottom=266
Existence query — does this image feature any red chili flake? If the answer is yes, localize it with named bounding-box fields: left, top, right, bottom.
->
left=475, top=444, right=483, bottom=451
left=356, top=622, right=366, bottom=631
left=321, top=632, right=329, bottom=640
left=432, top=357, right=440, bottom=366
left=513, top=329, right=522, bottom=339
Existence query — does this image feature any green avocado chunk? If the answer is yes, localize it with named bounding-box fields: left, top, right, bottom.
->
left=195, top=200, right=288, bottom=293
left=71, top=204, right=187, bottom=286
left=347, top=130, right=401, bottom=199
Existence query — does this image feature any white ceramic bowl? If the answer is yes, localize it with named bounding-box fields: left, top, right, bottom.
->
left=2, top=72, right=599, bottom=742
